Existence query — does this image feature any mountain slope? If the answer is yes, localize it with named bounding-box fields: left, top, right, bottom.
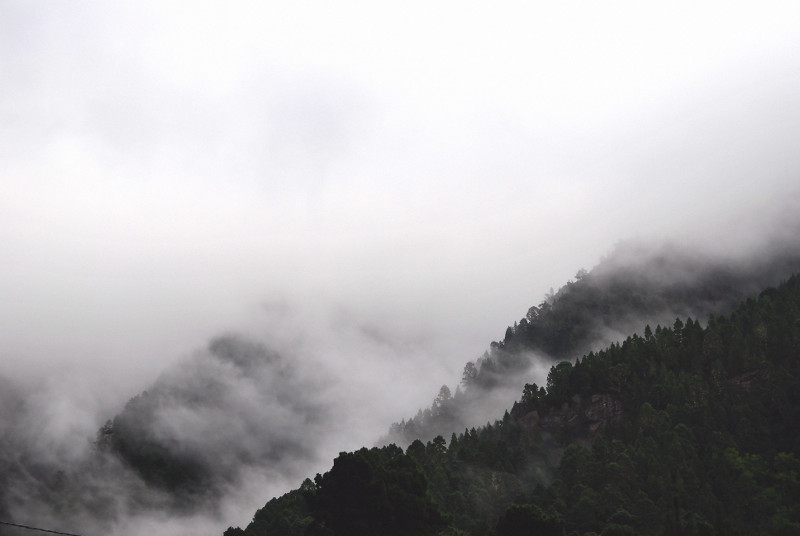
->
left=228, top=273, right=800, bottom=535
left=0, top=335, right=330, bottom=531
left=3, top=237, right=799, bottom=533
left=385, top=239, right=800, bottom=446
left=96, top=335, right=328, bottom=508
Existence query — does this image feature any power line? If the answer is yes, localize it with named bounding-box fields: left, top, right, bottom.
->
left=0, top=520, right=83, bottom=536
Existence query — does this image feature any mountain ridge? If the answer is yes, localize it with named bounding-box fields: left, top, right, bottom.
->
left=227, top=272, right=800, bottom=535
left=384, top=238, right=800, bottom=447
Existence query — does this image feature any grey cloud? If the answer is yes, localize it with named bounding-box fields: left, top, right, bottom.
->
left=3, top=2, right=800, bottom=535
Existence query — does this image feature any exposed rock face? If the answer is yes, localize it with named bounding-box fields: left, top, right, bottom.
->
left=584, top=394, right=625, bottom=432
left=516, top=393, right=624, bottom=441
left=729, top=370, right=760, bottom=392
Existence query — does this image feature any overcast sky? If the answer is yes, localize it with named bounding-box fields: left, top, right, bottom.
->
left=3, top=1, right=800, bottom=413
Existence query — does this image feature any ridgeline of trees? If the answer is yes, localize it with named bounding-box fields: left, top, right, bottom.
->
left=385, top=241, right=800, bottom=446
left=227, top=273, right=800, bottom=535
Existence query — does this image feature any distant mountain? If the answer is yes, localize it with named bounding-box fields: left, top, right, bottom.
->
left=384, top=238, right=800, bottom=446
left=0, top=334, right=329, bottom=531
left=96, top=334, right=327, bottom=508
left=227, top=272, right=800, bottom=535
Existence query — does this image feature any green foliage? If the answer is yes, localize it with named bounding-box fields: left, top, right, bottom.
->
left=546, top=361, right=574, bottom=404
left=387, top=242, right=800, bottom=447
left=231, top=446, right=445, bottom=536
left=230, top=273, right=800, bottom=536
left=234, top=481, right=314, bottom=536
left=308, top=445, right=444, bottom=536
left=493, top=503, right=563, bottom=536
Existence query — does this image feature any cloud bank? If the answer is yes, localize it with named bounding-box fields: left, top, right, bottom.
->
left=2, top=2, right=800, bottom=535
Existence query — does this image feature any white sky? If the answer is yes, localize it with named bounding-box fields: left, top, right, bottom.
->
left=2, top=1, right=800, bottom=406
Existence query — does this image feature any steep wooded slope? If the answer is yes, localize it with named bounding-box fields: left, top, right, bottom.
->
left=385, top=240, right=800, bottom=446
left=228, top=273, right=800, bottom=535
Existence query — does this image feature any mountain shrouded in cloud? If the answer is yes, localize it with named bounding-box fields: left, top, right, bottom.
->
left=385, top=232, right=800, bottom=446
left=97, top=335, right=326, bottom=506
left=3, top=2, right=800, bottom=535
left=3, top=231, right=800, bottom=535
left=228, top=271, right=800, bottom=536
left=0, top=335, right=332, bottom=532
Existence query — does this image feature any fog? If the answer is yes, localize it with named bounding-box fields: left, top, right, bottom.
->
left=2, top=2, right=800, bottom=535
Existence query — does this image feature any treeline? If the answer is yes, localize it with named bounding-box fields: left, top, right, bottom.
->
left=386, top=241, right=800, bottom=446
left=227, top=273, right=800, bottom=535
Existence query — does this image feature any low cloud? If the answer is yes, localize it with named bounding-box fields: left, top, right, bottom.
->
left=3, top=3, right=800, bottom=535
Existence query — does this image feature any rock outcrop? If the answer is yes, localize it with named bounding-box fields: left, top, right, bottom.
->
left=514, top=393, right=624, bottom=441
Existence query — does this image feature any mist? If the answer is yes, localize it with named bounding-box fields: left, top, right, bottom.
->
left=2, top=2, right=800, bottom=535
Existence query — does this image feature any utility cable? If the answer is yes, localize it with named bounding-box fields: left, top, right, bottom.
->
left=0, top=520, right=83, bottom=536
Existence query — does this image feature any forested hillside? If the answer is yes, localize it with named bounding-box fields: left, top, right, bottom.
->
left=227, top=273, right=800, bottom=535
left=94, top=335, right=326, bottom=508
left=385, top=240, right=800, bottom=446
